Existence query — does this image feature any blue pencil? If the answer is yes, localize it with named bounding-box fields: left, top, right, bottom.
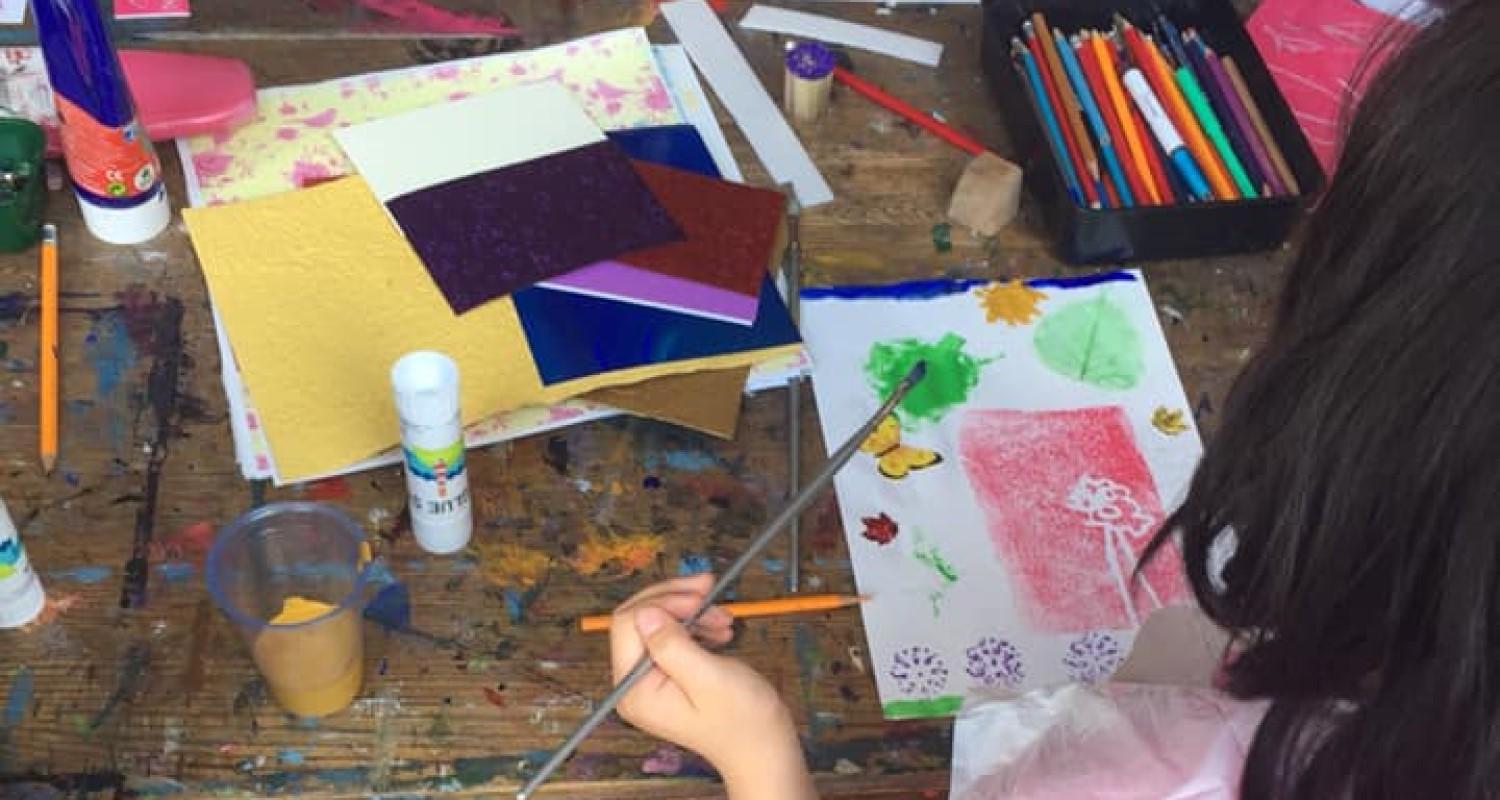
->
left=1014, top=40, right=1083, bottom=206
left=1054, top=30, right=1135, bottom=208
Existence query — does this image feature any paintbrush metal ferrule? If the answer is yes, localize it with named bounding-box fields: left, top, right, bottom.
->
left=516, top=360, right=928, bottom=800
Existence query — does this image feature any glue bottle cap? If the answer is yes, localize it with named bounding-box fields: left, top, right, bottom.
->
left=391, top=351, right=460, bottom=426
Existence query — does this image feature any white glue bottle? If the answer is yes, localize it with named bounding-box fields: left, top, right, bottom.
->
left=391, top=351, right=473, bottom=554
left=0, top=495, right=46, bottom=628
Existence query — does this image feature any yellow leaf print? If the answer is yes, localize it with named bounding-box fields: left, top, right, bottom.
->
left=1151, top=407, right=1190, bottom=436
left=976, top=280, right=1048, bottom=326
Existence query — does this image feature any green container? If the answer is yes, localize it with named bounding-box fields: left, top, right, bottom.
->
left=0, top=118, right=46, bottom=252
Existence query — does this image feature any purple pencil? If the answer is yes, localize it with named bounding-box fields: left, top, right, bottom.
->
left=1201, top=41, right=1285, bottom=196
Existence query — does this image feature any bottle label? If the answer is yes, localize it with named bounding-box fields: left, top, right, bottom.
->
left=402, top=435, right=471, bottom=523
left=54, top=95, right=161, bottom=201
left=0, top=531, right=40, bottom=612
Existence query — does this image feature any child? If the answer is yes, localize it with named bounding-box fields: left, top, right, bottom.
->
left=611, top=0, right=1500, bottom=796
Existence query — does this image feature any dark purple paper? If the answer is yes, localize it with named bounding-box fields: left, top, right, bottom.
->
left=387, top=140, right=684, bottom=314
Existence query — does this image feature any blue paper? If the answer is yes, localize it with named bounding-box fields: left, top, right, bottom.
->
left=515, top=276, right=799, bottom=385
left=605, top=125, right=721, bottom=178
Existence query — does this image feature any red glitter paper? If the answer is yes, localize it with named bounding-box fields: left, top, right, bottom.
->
left=618, top=161, right=786, bottom=303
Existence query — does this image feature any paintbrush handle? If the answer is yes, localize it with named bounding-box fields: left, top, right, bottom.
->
left=578, top=594, right=862, bottom=633
left=517, top=360, right=928, bottom=800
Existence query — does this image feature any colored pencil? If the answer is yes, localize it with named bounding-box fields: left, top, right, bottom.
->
left=1032, top=14, right=1105, bottom=206
left=1175, top=61, right=1256, bottom=197
left=1090, top=30, right=1160, bottom=204
left=1058, top=30, right=1134, bottom=207
left=578, top=593, right=867, bottom=633
left=1222, top=54, right=1300, bottom=195
left=1185, top=32, right=1269, bottom=195
left=39, top=223, right=57, bottom=475
left=1015, top=40, right=1084, bottom=205
left=831, top=66, right=987, bottom=156
left=1024, top=22, right=1097, bottom=208
left=1121, top=19, right=1232, bottom=200
left=1196, top=39, right=1279, bottom=195
left=1123, top=67, right=1211, bottom=201
left=1077, top=32, right=1152, bottom=205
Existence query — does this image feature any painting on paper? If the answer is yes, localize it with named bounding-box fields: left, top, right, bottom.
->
left=801, top=271, right=1202, bottom=719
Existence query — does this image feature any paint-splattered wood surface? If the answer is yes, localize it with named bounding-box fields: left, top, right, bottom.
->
left=0, top=0, right=1285, bottom=797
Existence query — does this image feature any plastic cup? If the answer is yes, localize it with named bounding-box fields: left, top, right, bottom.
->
left=206, top=502, right=375, bottom=718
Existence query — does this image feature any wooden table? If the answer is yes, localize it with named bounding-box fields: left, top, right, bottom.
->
left=0, top=1, right=1286, bottom=796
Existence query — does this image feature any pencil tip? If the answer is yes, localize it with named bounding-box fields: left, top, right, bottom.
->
left=41, top=455, right=55, bottom=475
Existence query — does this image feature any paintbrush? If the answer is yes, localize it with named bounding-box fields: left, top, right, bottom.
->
left=517, top=360, right=928, bottom=800
left=577, top=593, right=866, bottom=633
left=781, top=185, right=803, bottom=594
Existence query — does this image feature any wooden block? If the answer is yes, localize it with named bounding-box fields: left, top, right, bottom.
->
left=947, top=152, right=1024, bottom=237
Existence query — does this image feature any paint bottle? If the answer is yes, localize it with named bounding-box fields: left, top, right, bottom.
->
left=32, top=0, right=171, bottom=244
left=391, top=351, right=472, bottom=554
left=0, top=495, right=46, bottom=628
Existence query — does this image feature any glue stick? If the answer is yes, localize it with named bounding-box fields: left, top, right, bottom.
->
left=391, top=351, right=472, bottom=554
left=0, top=495, right=46, bottom=628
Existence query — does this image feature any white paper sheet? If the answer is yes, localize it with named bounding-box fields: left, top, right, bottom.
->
left=740, top=5, right=943, bottom=67
left=0, top=1, right=24, bottom=24
left=332, top=82, right=603, bottom=202
left=653, top=44, right=744, bottom=183
left=660, top=0, right=833, bottom=207
left=802, top=271, right=1202, bottom=719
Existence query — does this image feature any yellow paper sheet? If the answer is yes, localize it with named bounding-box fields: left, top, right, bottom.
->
left=185, top=178, right=797, bottom=482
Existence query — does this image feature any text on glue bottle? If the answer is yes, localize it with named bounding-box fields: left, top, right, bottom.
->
left=0, top=495, right=46, bottom=628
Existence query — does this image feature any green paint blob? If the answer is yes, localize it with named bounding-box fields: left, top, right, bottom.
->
left=865, top=333, right=988, bottom=426
left=931, top=222, right=952, bottom=253
left=1033, top=294, right=1144, bottom=389
left=914, top=542, right=958, bottom=584
left=883, top=694, right=964, bottom=719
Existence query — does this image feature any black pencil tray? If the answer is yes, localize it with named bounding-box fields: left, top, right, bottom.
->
left=981, top=0, right=1326, bottom=264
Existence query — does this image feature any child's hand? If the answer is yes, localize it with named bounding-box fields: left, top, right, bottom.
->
left=610, top=574, right=816, bottom=799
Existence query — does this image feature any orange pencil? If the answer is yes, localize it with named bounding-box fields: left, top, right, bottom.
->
left=1076, top=32, right=1152, bottom=206
left=1032, top=14, right=1104, bottom=205
left=1121, top=19, right=1233, bottom=200
left=1090, top=32, right=1159, bottom=205
left=579, top=593, right=866, bottom=633
left=39, top=223, right=57, bottom=475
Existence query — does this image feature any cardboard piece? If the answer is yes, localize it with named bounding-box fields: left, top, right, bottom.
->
left=184, top=176, right=797, bottom=482
left=584, top=367, right=750, bottom=439
left=740, top=5, right=944, bottom=67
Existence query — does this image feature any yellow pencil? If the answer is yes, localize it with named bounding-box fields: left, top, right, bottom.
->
left=39, top=223, right=57, bottom=475
left=579, top=593, right=867, bottom=633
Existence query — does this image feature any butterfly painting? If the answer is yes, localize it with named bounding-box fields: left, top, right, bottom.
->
left=861, top=415, right=943, bottom=479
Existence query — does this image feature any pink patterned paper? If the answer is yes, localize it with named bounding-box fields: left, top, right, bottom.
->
left=114, top=0, right=190, bottom=19
left=1247, top=0, right=1414, bottom=172
left=959, top=406, right=1189, bottom=633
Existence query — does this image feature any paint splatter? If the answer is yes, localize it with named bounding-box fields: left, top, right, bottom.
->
left=301, top=108, right=338, bottom=127
left=1033, top=294, right=1144, bottom=390
left=642, top=475, right=662, bottom=490
left=860, top=512, right=900, bottom=545
left=676, top=553, right=711, bottom=575
left=474, top=542, right=550, bottom=589
left=975, top=280, right=1048, bottom=326
left=569, top=532, right=663, bottom=576
left=658, top=449, right=719, bottom=472
left=277, top=748, right=305, bottom=766
left=192, top=150, right=234, bottom=178
left=155, top=562, right=195, bottom=583
left=860, top=415, right=943, bottom=480
left=50, top=565, right=112, bottom=583
left=889, top=645, right=949, bottom=697
left=307, top=476, right=351, bottom=501
left=501, top=588, right=528, bottom=623
left=543, top=436, right=570, bottom=476
left=150, top=521, right=216, bottom=561
left=641, top=744, right=684, bottom=776
left=930, top=222, right=952, bottom=253
left=481, top=685, right=506, bottom=709
left=865, top=334, right=989, bottom=426
left=1151, top=406, right=1190, bottom=436
left=1063, top=632, right=1124, bottom=683
left=4, top=666, right=33, bottom=731
left=965, top=636, right=1025, bottom=687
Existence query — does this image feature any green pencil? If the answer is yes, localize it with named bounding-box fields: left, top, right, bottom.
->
left=1175, top=66, right=1256, bottom=199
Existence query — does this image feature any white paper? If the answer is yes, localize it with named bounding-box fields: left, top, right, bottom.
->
left=653, top=44, right=744, bottom=183
left=333, top=81, right=604, bottom=202
left=660, top=0, right=833, bottom=207
left=802, top=271, right=1202, bottom=719
left=799, top=0, right=978, bottom=4
left=0, top=2, right=24, bottom=24
left=740, top=5, right=943, bottom=67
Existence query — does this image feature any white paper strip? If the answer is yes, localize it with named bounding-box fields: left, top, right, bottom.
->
left=660, top=0, right=833, bottom=207
left=740, top=5, right=943, bottom=67
left=653, top=44, right=745, bottom=182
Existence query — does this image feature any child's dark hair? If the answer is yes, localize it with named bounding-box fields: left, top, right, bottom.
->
left=1139, top=1, right=1500, bottom=797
